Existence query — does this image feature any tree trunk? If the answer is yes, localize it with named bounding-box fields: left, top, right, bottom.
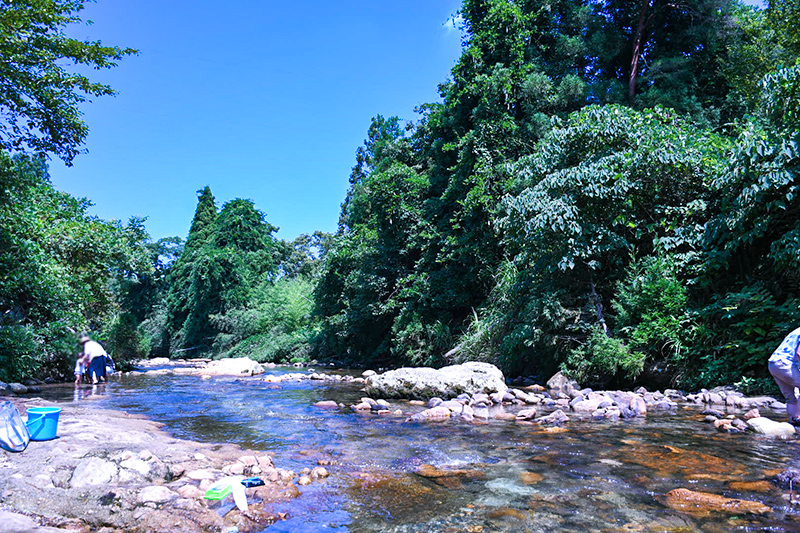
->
left=628, top=0, right=653, bottom=104
left=589, top=281, right=609, bottom=336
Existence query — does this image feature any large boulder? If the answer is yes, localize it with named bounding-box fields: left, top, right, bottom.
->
left=201, top=357, right=265, bottom=376
left=364, top=362, right=507, bottom=400
left=746, top=417, right=796, bottom=437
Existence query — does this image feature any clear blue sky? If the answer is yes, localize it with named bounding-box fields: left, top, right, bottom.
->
left=48, top=1, right=464, bottom=243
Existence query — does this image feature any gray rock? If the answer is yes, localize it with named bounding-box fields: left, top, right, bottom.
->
left=473, top=405, right=490, bottom=419
left=428, top=397, right=443, bottom=408
left=546, top=372, right=579, bottom=395
left=8, top=383, right=27, bottom=394
left=439, top=400, right=464, bottom=414
left=749, top=396, right=780, bottom=408
left=731, top=418, right=749, bottom=431
left=472, top=393, right=490, bottom=404
left=139, top=485, right=178, bottom=504
left=70, top=457, right=118, bottom=488
left=650, top=400, right=676, bottom=410
left=0, top=510, right=66, bottom=532
left=568, top=395, right=586, bottom=407
left=120, top=458, right=152, bottom=477
left=364, top=362, right=507, bottom=400
left=571, top=398, right=602, bottom=413
left=509, top=389, right=529, bottom=401
left=490, top=391, right=506, bottom=404
left=535, top=409, right=570, bottom=425
left=592, top=407, right=621, bottom=420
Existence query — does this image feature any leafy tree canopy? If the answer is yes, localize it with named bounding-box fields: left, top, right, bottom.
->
left=0, top=0, right=137, bottom=164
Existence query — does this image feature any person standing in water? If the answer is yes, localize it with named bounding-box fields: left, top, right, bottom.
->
left=79, top=334, right=108, bottom=384
left=73, top=352, right=88, bottom=385
left=768, top=326, right=800, bottom=425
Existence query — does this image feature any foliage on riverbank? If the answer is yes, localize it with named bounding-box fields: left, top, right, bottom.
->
left=1, top=0, right=799, bottom=391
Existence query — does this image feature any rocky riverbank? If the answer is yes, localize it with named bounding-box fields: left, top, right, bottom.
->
left=0, top=396, right=326, bottom=533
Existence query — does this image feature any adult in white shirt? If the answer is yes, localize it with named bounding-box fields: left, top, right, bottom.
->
left=80, top=334, right=107, bottom=384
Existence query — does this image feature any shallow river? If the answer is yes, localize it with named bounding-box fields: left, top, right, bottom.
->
left=49, top=366, right=800, bottom=532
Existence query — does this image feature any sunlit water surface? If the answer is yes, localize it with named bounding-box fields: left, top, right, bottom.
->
left=44, top=366, right=800, bottom=532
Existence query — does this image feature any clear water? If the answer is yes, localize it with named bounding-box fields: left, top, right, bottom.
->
left=49, top=366, right=800, bottom=532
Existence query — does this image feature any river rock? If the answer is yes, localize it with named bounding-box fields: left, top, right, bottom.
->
left=743, top=408, right=761, bottom=420
left=571, top=398, right=603, bottom=413
left=440, top=400, right=464, bottom=414
left=9, top=383, right=27, bottom=394
left=629, top=396, right=647, bottom=416
left=535, top=409, right=570, bottom=425
left=364, top=362, right=507, bottom=400
left=70, top=457, right=119, bottom=487
left=660, top=488, right=771, bottom=516
left=516, top=408, right=538, bottom=420
left=473, top=404, right=491, bottom=419
left=120, top=457, right=153, bottom=477
left=202, top=357, right=264, bottom=376
left=546, top=372, right=579, bottom=395
left=407, top=406, right=452, bottom=422
left=415, top=464, right=486, bottom=489
left=186, top=468, right=217, bottom=480
left=139, top=485, right=178, bottom=504
left=0, top=510, right=66, bottom=533
left=592, top=406, right=621, bottom=419
left=747, top=417, right=796, bottom=437
left=311, top=467, right=329, bottom=479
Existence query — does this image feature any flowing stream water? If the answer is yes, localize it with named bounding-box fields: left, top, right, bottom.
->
left=49, top=365, right=800, bottom=532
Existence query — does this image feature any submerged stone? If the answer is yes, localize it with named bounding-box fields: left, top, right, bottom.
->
left=415, top=463, right=486, bottom=489
left=660, top=488, right=771, bottom=516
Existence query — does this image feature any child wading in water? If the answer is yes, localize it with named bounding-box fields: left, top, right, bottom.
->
left=74, top=353, right=88, bottom=385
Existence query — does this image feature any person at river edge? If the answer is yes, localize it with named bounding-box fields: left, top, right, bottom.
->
left=79, top=334, right=108, bottom=384
left=73, top=352, right=88, bottom=385
left=768, top=326, right=800, bottom=425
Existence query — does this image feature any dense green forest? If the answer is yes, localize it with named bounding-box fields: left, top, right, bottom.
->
left=1, top=0, right=799, bottom=392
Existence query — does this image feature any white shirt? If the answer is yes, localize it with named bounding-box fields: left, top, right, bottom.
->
left=83, top=340, right=107, bottom=362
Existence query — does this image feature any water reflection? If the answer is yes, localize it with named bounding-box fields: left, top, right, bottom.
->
left=39, top=368, right=800, bottom=532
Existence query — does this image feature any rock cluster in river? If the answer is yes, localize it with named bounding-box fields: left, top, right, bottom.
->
left=309, top=366, right=791, bottom=438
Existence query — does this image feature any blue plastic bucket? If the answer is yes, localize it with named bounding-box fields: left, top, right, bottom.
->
left=25, top=407, right=62, bottom=441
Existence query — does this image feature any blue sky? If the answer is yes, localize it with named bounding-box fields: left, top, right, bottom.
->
left=48, top=1, right=464, bottom=243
